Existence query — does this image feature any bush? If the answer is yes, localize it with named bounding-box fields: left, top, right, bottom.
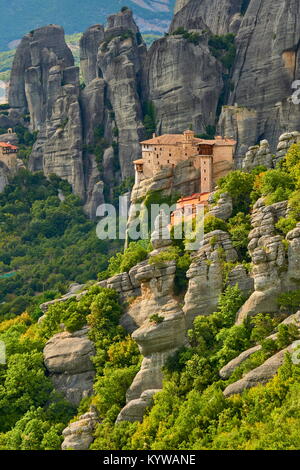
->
left=204, top=215, right=227, bottom=233
left=255, top=169, right=295, bottom=204
left=278, top=290, right=300, bottom=314
left=218, top=170, right=255, bottom=215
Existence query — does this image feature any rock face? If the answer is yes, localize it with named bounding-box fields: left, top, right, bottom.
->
left=223, top=0, right=300, bottom=160
left=43, top=327, right=95, bottom=406
left=61, top=408, right=98, bottom=450
left=242, top=140, right=273, bottom=171
left=208, top=192, right=233, bottom=221
left=97, top=10, right=147, bottom=178
left=116, top=389, right=159, bottom=423
left=117, top=218, right=187, bottom=423
left=171, top=0, right=243, bottom=35
left=80, top=25, right=104, bottom=85
left=227, top=264, right=254, bottom=297
left=184, top=230, right=238, bottom=329
left=274, top=131, right=300, bottom=166
left=236, top=200, right=300, bottom=324
left=8, top=26, right=86, bottom=199
left=223, top=346, right=292, bottom=397
left=146, top=34, right=223, bottom=135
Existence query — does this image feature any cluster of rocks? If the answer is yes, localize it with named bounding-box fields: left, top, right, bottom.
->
left=274, top=131, right=300, bottom=165
left=241, top=132, right=300, bottom=171
left=207, top=192, right=233, bottom=221
left=236, top=198, right=300, bottom=324
left=183, top=230, right=238, bottom=328
left=242, top=139, right=273, bottom=171
left=117, top=221, right=186, bottom=422
left=61, top=408, right=99, bottom=450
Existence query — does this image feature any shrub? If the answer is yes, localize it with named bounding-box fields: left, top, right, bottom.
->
left=150, top=314, right=164, bottom=324
left=278, top=290, right=300, bottom=314
left=204, top=215, right=227, bottom=233
left=218, top=170, right=255, bottom=215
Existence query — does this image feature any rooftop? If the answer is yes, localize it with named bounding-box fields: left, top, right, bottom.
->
left=0, top=142, right=18, bottom=150
left=141, top=133, right=236, bottom=146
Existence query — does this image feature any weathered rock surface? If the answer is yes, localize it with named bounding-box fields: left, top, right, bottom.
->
left=116, top=389, right=159, bottom=423
left=171, top=0, right=243, bottom=35
left=274, top=131, right=300, bottom=166
left=223, top=346, right=293, bottom=397
left=236, top=198, right=300, bottom=324
left=227, top=264, right=254, bottom=296
left=43, top=327, right=95, bottom=406
left=97, top=9, right=146, bottom=178
left=61, top=408, right=99, bottom=450
left=223, top=0, right=300, bottom=160
left=146, top=34, right=223, bottom=135
left=208, top=192, right=233, bottom=221
left=80, top=25, right=104, bottom=85
left=242, top=140, right=273, bottom=171
left=184, top=230, right=238, bottom=328
left=117, top=217, right=187, bottom=422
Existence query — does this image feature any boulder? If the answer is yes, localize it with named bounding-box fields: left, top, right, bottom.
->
left=43, top=327, right=95, bottom=406
left=61, top=409, right=99, bottom=450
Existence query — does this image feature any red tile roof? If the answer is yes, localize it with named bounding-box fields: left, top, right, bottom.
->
left=141, top=134, right=236, bottom=146
left=0, top=142, right=18, bottom=150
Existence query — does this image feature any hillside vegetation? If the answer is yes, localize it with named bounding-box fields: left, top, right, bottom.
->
left=1, top=144, right=300, bottom=449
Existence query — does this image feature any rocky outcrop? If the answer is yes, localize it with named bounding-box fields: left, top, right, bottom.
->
left=171, top=0, right=243, bottom=35
left=228, top=264, right=254, bottom=297
left=184, top=230, right=238, bottom=329
left=116, top=389, right=158, bottom=423
left=61, top=408, right=99, bottom=450
left=117, top=217, right=187, bottom=422
left=220, top=311, right=300, bottom=379
left=208, top=192, right=233, bottom=221
left=146, top=34, right=223, bottom=135
left=9, top=25, right=74, bottom=114
left=242, top=140, right=273, bottom=171
left=236, top=200, right=300, bottom=324
left=8, top=26, right=86, bottom=200
left=223, top=0, right=300, bottom=160
left=43, top=327, right=95, bottom=406
left=80, top=25, right=104, bottom=85
left=223, top=346, right=293, bottom=397
left=274, top=131, right=300, bottom=166
left=97, top=9, right=146, bottom=178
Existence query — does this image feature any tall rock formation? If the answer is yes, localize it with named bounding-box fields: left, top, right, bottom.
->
left=171, top=0, right=243, bottom=35
left=9, top=26, right=86, bottom=198
left=97, top=10, right=147, bottom=178
left=146, top=33, right=223, bottom=134
left=80, top=25, right=105, bottom=85
left=236, top=199, right=300, bottom=324
left=222, top=0, right=300, bottom=160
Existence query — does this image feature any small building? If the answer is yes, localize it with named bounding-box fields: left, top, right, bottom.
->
left=170, top=192, right=210, bottom=226
left=0, top=142, right=18, bottom=170
left=134, top=130, right=236, bottom=192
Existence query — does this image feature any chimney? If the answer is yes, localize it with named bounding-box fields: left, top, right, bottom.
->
left=152, top=133, right=156, bottom=138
